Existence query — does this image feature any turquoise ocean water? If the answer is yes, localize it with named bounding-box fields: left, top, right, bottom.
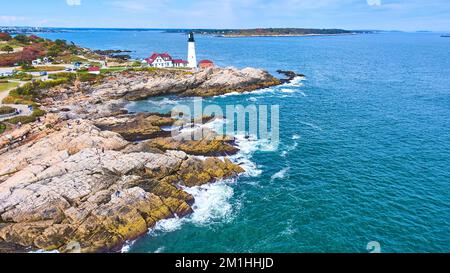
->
left=39, top=30, right=450, bottom=253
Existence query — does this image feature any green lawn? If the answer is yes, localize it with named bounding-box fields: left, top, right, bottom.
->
left=100, top=67, right=127, bottom=74
left=21, top=66, right=66, bottom=72
left=0, top=82, right=19, bottom=92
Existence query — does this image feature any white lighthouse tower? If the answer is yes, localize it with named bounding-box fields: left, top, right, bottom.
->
left=187, top=32, right=197, bottom=68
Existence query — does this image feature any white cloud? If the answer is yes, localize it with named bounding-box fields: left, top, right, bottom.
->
left=367, top=0, right=381, bottom=6
left=109, top=0, right=167, bottom=12
left=0, top=15, right=27, bottom=23
left=66, top=0, right=81, bottom=6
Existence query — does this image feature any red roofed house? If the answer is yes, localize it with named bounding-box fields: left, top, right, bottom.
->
left=144, top=53, right=173, bottom=68
left=172, top=59, right=188, bottom=68
left=198, top=60, right=214, bottom=69
left=143, top=53, right=189, bottom=68
left=88, top=66, right=101, bottom=75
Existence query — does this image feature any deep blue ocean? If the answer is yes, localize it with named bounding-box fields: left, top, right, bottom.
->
left=39, top=30, right=450, bottom=253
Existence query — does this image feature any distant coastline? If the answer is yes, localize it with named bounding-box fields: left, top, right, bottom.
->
left=2, top=26, right=376, bottom=37
left=216, top=33, right=358, bottom=38
left=166, top=28, right=373, bottom=37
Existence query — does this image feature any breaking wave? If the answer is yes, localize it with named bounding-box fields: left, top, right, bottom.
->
left=283, top=76, right=305, bottom=87
left=144, top=180, right=236, bottom=236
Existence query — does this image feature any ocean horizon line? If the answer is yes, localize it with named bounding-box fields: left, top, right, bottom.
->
left=1, top=26, right=449, bottom=33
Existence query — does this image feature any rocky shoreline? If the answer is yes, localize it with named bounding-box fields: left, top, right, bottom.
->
left=0, top=67, right=301, bottom=253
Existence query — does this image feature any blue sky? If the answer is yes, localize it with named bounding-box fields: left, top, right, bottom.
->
left=1, top=0, right=450, bottom=31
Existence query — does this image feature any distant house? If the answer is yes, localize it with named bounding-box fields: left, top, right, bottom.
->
left=143, top=53, right=188, bottom=68
left=88, top=66, right=101, bottom=75
left=0, top=72, right=13, bottom=77
left=73, top=62, right=83, bottom=69
left=198, top=60, right=214, bottom=69
left=32, top=57, right=52, bottom=66
left=172, top=59, right=188, bottom=68
left=32, top=59, right=42, bottom=66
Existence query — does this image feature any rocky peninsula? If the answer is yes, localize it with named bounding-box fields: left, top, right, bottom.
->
left=0, top=66, right=293, bottom=253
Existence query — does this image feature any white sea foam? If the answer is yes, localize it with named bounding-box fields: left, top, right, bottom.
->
left=203, top=118, right=274, bottom=177
left=271, top=167, right=290, bottom=181
left=203, top=116, right=227, bottom=134
left=121, top=240, right=136, bottom=253
left=280, top=88, right=296, bottom=93
left=280, top=134, right=301, bottom=157
left=283, top=76, right=305, bottom=87
left=217, top=91, right=240, bottom=98
left=147, top=180, right=236, bottom=236
left=228, top=133, right=279, bottom=177
left=229, top=152, right=262, bottom=177
left=29, top=249, right=60, bottom=253
left=214, top=87, right=276, bottom=98
left=211, top=75, right=305, bottom=99
left=150, top=216, right=184, bottom=235
left=183, top=180, right=235, bottom=225
left=154, top=246, right=166, bottom=253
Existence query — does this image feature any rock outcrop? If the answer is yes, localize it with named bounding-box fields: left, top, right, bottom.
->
left=0, top=121, right=243, bottom=252
left=0, top=66, right=290, bottom=252
left=145, top=128, right=239, bottom=156
left=91, top=67, right=280, bottom=100
left=94, top=113, right=174, bottom=141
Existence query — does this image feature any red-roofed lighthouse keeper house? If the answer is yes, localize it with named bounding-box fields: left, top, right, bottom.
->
left=144, top=53, right=188, bottom=68
left=144, top=53, right=173, bottom=68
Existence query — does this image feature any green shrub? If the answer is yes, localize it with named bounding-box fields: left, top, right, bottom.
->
left=48, top=72, right=76, bottom=81
left=0, top=106, right=16, bottom=115
left=1, top=95, right=34, bottom=105
left=0, top=45, right=13, bottom=53
left=20, top=63, right=34, bottom=70
left=0, top=123, right=6, bottom=134
left=14, top=34, right=30, bottom=44
left=77, top=72, right=102, bottom=82
left=31, top=108, right=46, bottom=117
left=14, top=78, right=68, bottom=98
left=7, top=72, right=33, bottom=81
left=4, top=115, right=36, bottom=124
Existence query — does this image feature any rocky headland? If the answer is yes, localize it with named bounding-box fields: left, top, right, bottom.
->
left=0, top=66, right=298, bottom=252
